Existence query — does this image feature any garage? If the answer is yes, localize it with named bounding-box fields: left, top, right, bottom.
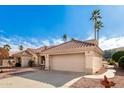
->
left=42, top=40, right=103, bottom=74
left=50, top=53, right=85, bottom=72
left=21, top=56, right=32, bottom=67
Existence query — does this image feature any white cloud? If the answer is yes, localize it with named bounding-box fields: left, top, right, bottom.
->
left=52, top=39, right=64, bottom=45
left=99, top=36, right=124, bottom=50
left=0, top=35, right=65, bottom=52
left=31, top=38, right=39, bottom=43
left=42, top=40, right=50, bottom=46
left=86, top=33, right=94, bottom=40
left=4, top=33, right=124, bottom=52
left=0, top=36, right=40, bottom=52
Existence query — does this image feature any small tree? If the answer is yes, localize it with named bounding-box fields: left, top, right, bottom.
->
left=19, top=45, right=24, bottom=51
left=71, top=38, right=75, bottom=41
left=3, top=44, right=11, bottom=51
left=63, top=34, right=67, bottom=42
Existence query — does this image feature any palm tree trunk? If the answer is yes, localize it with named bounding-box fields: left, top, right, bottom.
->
left=94, top=24, right=97, bottom=40
left=97, top=31, right=99, bottom=45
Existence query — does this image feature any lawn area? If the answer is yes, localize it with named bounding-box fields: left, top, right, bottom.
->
left=70, top=68, right=124, bottom=88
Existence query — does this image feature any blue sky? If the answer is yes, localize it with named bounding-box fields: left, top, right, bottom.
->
left=0, top=5, right=124, bottom=51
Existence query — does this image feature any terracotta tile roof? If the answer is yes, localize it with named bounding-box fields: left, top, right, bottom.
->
left=42, top=40, right=95, bottom=53
left=12, top=50, right=32, bottom=57
left=28, top=46, right=53, bottom=54
left=12, top=46, right=53, bottom=57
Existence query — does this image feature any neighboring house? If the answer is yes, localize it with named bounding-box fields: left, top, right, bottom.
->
left=12, top=49, right=38, bottom=67
left=0, top=48, right=9, bottom=66
left=12, top=39, right=103, bottom=74
left=12, top=46, right=51, bottom=67
left=2, top=57, right=16, bottom=67
left=39, top=39, right=103, bottom=74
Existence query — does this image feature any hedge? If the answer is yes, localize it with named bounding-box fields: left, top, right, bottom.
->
left=112, top=51, right=124, bottom=62
left=118, top=56, right=124, bottom=69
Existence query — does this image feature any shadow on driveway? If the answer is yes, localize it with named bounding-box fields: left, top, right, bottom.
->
left=18, top=71, right=84, bottom=87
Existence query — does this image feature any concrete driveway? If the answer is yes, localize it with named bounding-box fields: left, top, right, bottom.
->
left=0, top=71, right=84, bottom=88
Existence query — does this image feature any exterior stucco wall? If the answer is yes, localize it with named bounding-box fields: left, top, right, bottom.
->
left=45, top=54, right=50, bottom=70
left=85, top=51, right=103, bottom=74
left=32, top=56, right=39, bottom=66
left=92, top=56, right=102, bottom=73
left=2, top=59, right=16, bottom=67
left=30, top=54, right=39, bottom=66
left=14, top=55, right=38, bottom=67
left=85, top=51, right=93, bottom=74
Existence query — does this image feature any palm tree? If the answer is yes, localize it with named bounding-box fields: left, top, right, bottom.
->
left=71, top=38, right=75, bottom=41
left=19, top=45, right=23, bottom=51
left=90, top=9, right=102, bottom=40
left=3, top=44, right=11, bottom=51
left=63, top=34, right=67, bottom=42
left=95, top=21, right=104, bottom=41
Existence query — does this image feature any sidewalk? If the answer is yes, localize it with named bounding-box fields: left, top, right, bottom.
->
left=84, top=65, right=116, bottom=79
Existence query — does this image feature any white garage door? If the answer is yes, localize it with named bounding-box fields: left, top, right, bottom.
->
left=50, top=53, right=85, bottom=72
left=21, top=57, right=32, bottom=67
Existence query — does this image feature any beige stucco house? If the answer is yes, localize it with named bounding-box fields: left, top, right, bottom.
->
left=12, top=46, right=50, bottom=67
left=12, top=49, right=38, bottom=67
left=12, top=39, right=103, bottom=74
left=39, top=39, right=103, bottom=74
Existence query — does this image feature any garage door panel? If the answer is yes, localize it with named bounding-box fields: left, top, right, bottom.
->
left=50, top=53, right=85, bottom=72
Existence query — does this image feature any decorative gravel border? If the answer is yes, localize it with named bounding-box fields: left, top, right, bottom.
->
left=70, top=68, right=124, bottom=88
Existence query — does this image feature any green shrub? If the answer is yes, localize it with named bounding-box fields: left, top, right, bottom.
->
left=108, top=59, right=115, bottom=65
left=28, top=60, right=35, bottom=67
left=118, top=56, right=124, bottom=69
left=112, top=51, right=124, bottom=62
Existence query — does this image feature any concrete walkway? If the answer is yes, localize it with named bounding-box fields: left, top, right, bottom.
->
left=84, top=66, right=116, bottom=79
left=0, top=71, right=84, bottom=88
left=0, top=76, right=55, bottom=88
left=61, top=76, right=82, bottom=87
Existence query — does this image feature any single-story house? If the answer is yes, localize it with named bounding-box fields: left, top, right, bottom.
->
left=2, top=56, right=16, bottom=67
left=12, top=39, right=103, bottom=74
left=39, top=39, right=103, bottom=74
left=12, top=46, right=51, bottom=67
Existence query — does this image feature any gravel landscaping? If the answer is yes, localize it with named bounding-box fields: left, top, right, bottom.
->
left=70, top=68, right=124, bottom=88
